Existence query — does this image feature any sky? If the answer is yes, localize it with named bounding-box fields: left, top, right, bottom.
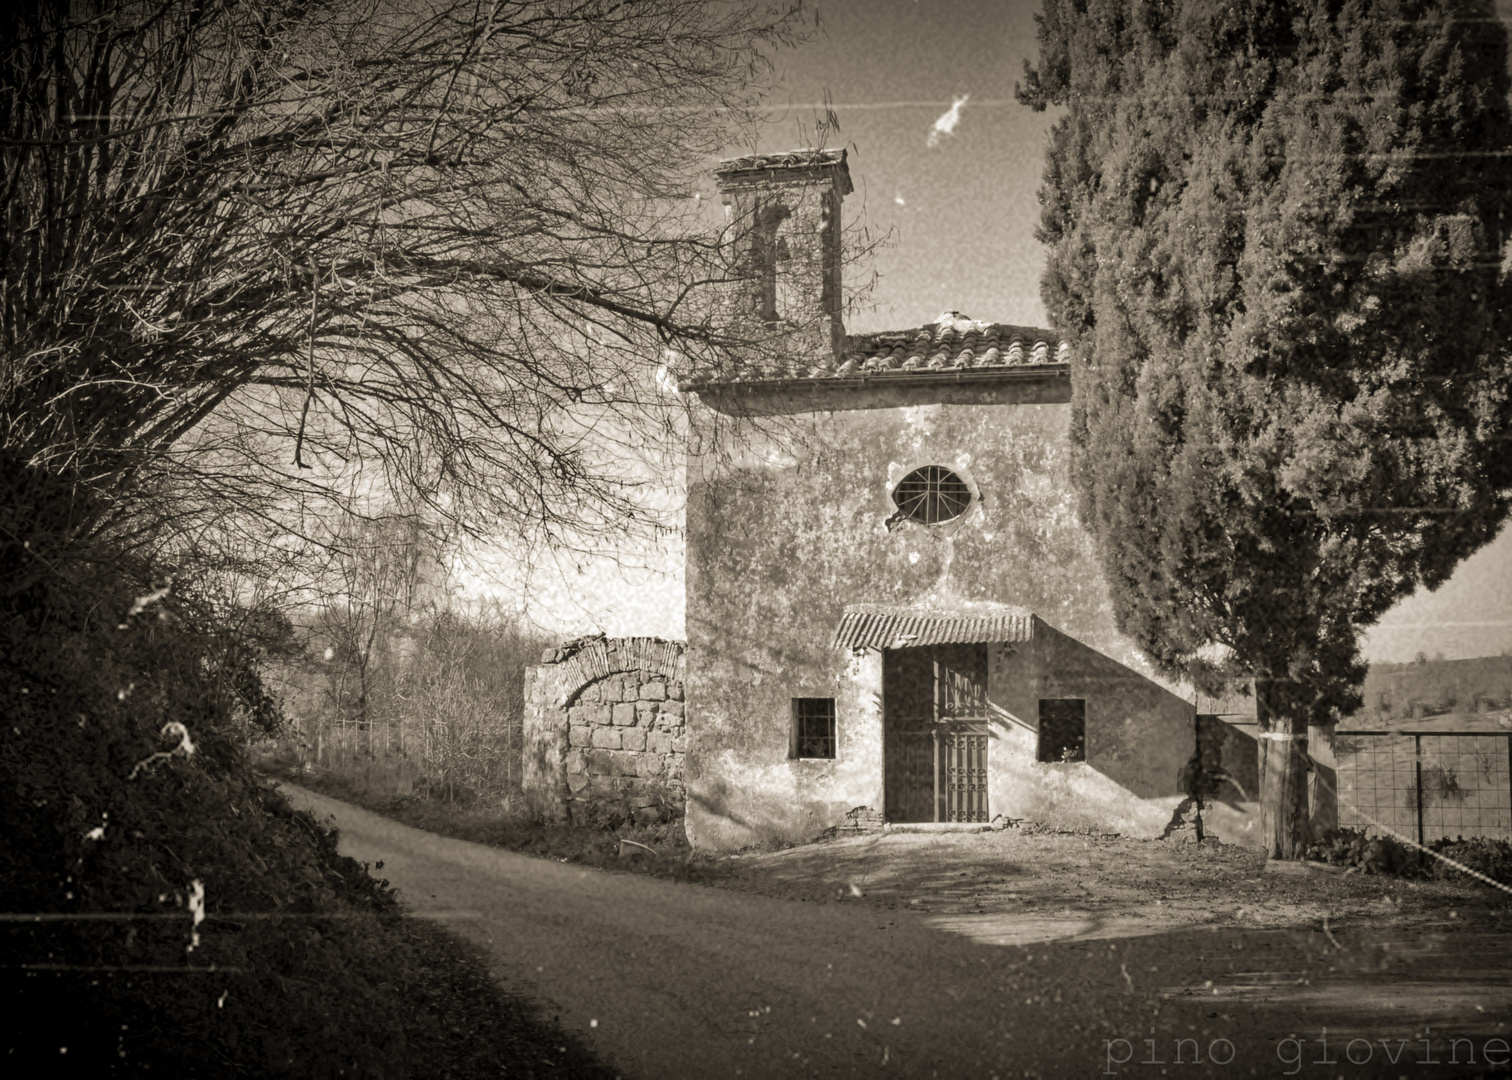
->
left=756, top=0, right=1054, bottom=333
left=497, top=0, right=1512, bottom=666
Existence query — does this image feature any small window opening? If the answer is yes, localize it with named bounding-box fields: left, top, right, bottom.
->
left=1038, top=699, right=1086, bottom=763
left=792, top=698, right=837, bottom=759
left=893, top=466, right=972, bottom=525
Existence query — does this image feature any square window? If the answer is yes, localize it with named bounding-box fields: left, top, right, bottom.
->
left=792, top=698, right=836, bottom=759
left=1038, top=699, right=1086, bottom=763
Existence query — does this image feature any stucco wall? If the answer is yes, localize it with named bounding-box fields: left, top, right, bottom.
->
left=985, top=621, right=1193, bottom=836
left=684, top=382, right=1194, bottom=850
left=1180, top=717, right=1266, bottom=848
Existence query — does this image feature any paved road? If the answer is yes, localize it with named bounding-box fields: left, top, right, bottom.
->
left=279, top=785, right=1508, bottom=1079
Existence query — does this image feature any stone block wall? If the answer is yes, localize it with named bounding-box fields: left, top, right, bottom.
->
left=522, top=635, right=686, bottom=826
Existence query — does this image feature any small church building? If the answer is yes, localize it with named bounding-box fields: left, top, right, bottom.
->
left=524, top=149, right=1262, bottom=851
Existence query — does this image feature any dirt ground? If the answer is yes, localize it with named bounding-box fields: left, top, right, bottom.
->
left=692, top=824, right=1505, bottom=940
left=283, top=769, right=1512, bottom=1075
left=297, top=780, right=1512, bottom=1070
left=687, top=826, right=1512, bottom=1073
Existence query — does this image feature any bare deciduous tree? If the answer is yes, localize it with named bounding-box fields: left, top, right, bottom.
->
left=3, top=0, right=816, bottom=552
left=315, top=510, right=436, bottom=730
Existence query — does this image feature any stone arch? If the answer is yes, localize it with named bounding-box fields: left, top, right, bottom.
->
left=549, top=636, right=686, bottom=709
left=522, top=636, right=687, bottom=824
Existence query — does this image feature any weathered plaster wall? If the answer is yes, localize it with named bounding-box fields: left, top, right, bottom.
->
left=1191, top=717, right=1263, bottom=848
left=522, top=636, right=686, bottom=826
left=685, top=646, right=884, bottom=851
left=685, top=382, right=1187, bottom=850
left=984, top=620, right=1194, bottom=837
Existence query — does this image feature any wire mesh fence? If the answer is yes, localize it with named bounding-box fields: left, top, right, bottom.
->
left=307, top=713, right=522, bottom=804
left=1336, top=731, right=1512, bottom=843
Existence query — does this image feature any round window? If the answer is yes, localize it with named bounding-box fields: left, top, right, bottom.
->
left=892, top=465, right=972, bottom=525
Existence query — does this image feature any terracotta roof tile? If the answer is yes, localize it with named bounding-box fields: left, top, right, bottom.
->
left=844, top=313, right=1066, bottom=379
left=714, top=148, right=854, bottom=196
left=679, top=311, right=1071, bottom=389
left=716, top=147, right=849, bottom=174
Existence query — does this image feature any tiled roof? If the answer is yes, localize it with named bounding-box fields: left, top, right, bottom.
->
left=681, top=312, right=1071, bottom=388
left=839, top=314, right=1069, bottom=379
left=833, top=606, right=1037, bottom=651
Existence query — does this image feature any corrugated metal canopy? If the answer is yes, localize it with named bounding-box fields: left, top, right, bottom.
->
left=832, top=608, right=1036, bottom=651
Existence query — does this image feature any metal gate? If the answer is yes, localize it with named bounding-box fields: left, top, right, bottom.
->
left=941, top=728, right=989, bottom=822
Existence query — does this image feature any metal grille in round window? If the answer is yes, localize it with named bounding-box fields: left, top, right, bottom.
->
left=892, top=466, right=972, bottom=525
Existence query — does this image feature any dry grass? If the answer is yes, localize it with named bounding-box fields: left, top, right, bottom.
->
left=260, top=755, right=699, bottom=881
left=692, top=824, right=1511, bottom=933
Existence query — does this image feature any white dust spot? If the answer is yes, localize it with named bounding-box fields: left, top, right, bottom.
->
left=186, top=880, right=205, bottom=953
left=128, top=721, right=198, bottom=780
left=894, top=193, right=906, bottom=206
left=128, top=579, right=173, bottom=618
left=927, top=95, right=970, bottom=148
left=655, top=364, right=680, bottom=395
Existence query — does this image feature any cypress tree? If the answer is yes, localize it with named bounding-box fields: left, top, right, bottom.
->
left=1020, top=0, right=1512, bottom=858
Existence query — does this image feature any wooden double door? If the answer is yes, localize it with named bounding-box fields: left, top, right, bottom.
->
left=883, top=643, right=990, bottom=823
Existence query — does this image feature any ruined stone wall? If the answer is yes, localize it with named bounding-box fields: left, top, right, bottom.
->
left=717, top=156, right=848, bottom=368
left=522, top=636, right=686, bottom=826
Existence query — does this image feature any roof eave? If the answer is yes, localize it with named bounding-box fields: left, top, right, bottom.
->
left=678, top=363, right=1072, bottom=395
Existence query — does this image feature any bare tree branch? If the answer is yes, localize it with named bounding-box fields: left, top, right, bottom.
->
left=2, top=0, right=828, bottom=557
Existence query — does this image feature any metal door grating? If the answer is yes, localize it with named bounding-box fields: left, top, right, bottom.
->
left=942, top=730, right=988, bottom=822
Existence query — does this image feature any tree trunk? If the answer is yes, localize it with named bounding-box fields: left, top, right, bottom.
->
left=1256, top=678, right=1310, bottom=860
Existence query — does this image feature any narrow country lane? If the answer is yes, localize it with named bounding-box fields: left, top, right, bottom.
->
left=277, top=785, right=1145, bottom=1078
left=277, top=785, right=1506, bottom=1079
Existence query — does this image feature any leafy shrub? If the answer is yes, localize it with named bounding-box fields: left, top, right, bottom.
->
left=0, top=460, right=418, bottom=1074
left=1, top=587, right=410, bottom=1072
left=1426, top=837, right=1512, bottom=887
left=1305, top=827, right=1415, bottom=875
left=1306, top=827, right=1512, bottom=889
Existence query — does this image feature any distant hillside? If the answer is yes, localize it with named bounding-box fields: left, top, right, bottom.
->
left=1197, top=654, right=1512, bottom=727
left=1359, top=655, right=1512, bottom=722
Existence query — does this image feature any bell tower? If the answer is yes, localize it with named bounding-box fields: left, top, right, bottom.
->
left=714, top=148, right=852, bottom=368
